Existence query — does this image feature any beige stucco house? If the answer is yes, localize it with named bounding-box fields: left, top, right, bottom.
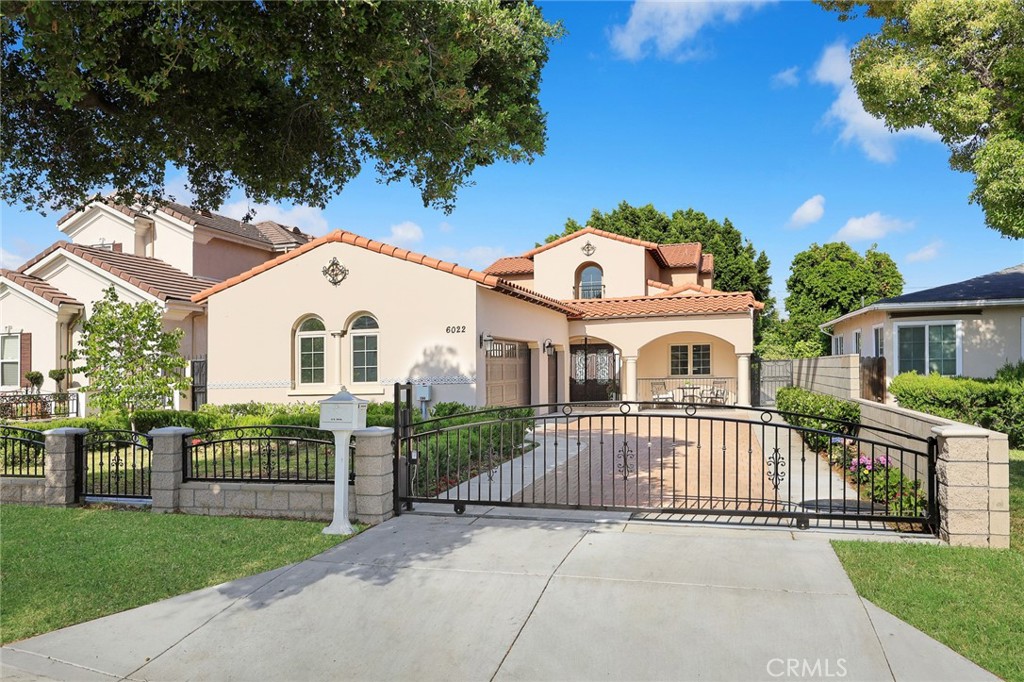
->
left=822, top=263, right=1024, bottom=382
left=0, top=198, right=309, bottom=404
left=194, top=226, right=763, bottom=409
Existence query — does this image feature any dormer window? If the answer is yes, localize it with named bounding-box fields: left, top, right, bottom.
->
left=576, top=264, right=604, bottom=299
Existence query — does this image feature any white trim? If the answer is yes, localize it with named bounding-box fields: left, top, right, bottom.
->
left=59, top=201, right=136, bottom=240
left=22, top=249, right=164, bottom=306
left=668, top=343, right=712, bottom=377
left=0, top=333, right=21, bottom=390
left=872, top=324, right=884, bottom=358
left=893, top=319, right=963, bottom=376
left=0, top=276, right=62, bottom=313
left=853, top=329, right=862, bottom=356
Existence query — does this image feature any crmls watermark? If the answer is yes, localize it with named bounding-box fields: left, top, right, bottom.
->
left=766, top=658, right=848, bottom=678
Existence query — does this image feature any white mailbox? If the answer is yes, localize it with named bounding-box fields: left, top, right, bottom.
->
left=319, top=388, right=368, bottom=536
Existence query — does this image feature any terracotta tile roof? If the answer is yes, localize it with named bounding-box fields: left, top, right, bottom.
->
left=656, top=243, right=701, bottom=268
left=566, top=292, right=763, bottom=320
left=19, top=241, right=214, bottom=304
left=1, top=269, right=82, bottom=307
left=192, top=230, right=577, bottom=315
left=522, top=226, right=662, bottom=258
left=654, top=282, right=722, bottom=296
left=483, top=256, right=535, bottom=276
left=646, top=279, right=672, bottom=291
left=58, top=198, right=311, bottom=250
left=700, top=253, right=714, bottom=274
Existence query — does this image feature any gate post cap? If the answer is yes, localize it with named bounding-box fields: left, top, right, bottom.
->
left=43, top=427, right=88, bottom=436
left=148, top=426, right=196, bottom=437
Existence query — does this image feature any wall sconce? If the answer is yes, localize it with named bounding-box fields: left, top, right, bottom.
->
left=479, top=333, right=494, bottom=353
left=542, top=339, right=555, bottom=356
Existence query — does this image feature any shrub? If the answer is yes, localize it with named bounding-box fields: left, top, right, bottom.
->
left=10, top=414, right=128, bottom=432
left=889, top=372, right=1024, bottom=448
left=132, top=410, right=219, bottom=434
left=776, top=387, right=861, bottom=452
left=994, top=360, right=1024, bottom=383
left=24, top=371, right=43, bottom=392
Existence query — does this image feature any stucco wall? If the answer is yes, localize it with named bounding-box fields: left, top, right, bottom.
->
left=205, top=240, right=481, bottom=407
left=533, top=233, right=647, bottom=299
left=148, top=212, right=195, bottom=275
left=59, top=205, right=136, bottom=251
left=0, top=287, right=58, bottom=390
left=793, top=355, right=860, bottom=400
left=635, top=332, right=737, bottom=380
left=572, top=313, right=755, bottom=357
left=193, top=235, right=274, bottom=282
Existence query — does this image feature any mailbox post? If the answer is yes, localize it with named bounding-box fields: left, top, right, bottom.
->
left=319, top=388, right=368, bottom=535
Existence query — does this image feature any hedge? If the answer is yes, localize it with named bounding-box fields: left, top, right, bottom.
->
left=775, top=387, right=861, bottom=452
left=889, top=372, right=1024, bottom=448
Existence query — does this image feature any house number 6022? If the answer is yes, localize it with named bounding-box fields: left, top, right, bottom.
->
left=445, top=325, right=467, bottom=334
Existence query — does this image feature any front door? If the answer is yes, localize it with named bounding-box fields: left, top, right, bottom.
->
left=570, top=343, right=619, bottom=401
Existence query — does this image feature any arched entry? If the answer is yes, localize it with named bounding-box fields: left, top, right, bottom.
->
left=569, top=336, right=620, bottom=401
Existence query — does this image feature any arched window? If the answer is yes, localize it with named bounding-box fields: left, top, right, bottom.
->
left=350, top=314, right=379, bottom=383
left=577, top=265, right=603, bottom=299
left=296, top=316, right=326, bottom=385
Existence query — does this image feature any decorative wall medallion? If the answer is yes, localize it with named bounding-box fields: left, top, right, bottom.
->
left=581, top=240, right=597, bottom=257
left=322, top=257, right=349, bottom=286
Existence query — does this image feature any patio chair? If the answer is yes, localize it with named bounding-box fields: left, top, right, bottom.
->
left=650, top=381, right=674, bottom=403
left=700, top=380, right=729, bottom=405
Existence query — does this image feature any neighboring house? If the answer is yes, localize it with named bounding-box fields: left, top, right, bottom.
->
left=821, top=263, right=1024, bottom=382
left=194, top=226, right=763, bottom=408
left=0, top=198, right=310, bottom=399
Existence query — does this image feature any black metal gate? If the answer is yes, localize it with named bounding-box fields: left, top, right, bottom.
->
left=191, top=357, right=207, bottom=411
left=392, top=384, right=938, bottom=533
left=751, top=357, right=792, bottom=407
left=77, top=430, right=152, bottom=500
left=570, top=341, right=619, bottom=402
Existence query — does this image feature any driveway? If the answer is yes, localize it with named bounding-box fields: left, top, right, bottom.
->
left=1, top=512, right=996, bottom=682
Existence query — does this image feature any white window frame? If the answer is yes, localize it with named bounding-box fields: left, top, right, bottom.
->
left=853, top=330, right=862, bottom=355
left=295, top=317, right=327, bottom=386
left=832, top=334, right=844, bottom=355
left=669, top=343, right=712, bottom=376
left=872, top=324, right=884, bottom=358
left=893, top=319, right=963, bottom=377
left=1, top=333, right=21, bottom=390
left=350, top=315, right=380, bottom=385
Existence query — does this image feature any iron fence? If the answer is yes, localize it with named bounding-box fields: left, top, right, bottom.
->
left=79, top=430, right=152, bottom=499
left=0, top=392, right=78, bottom=421
left=183, top=425, right=341, bottom=483
left=0, top=425, right=45, bottom=477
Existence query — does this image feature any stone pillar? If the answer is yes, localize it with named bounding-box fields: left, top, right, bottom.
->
left=932, top=425, right=1010, bottom=549
left=736, top=353, right=751, bottom=407
left=352, top=426, right=395, bottom=526
left=149, top=427, right=194, bottom=514
left=624, top=356, right=638, bottom=402
left=43, top=427, right=87, bottom=506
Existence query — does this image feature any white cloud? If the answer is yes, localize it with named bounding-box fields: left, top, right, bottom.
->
left=163, top=173, right=197, bottom=205
left=833, top=212, right=912, bottom=242
left=438, top=221, right=455, bottom=234
left=609, top=1, right=770, bottom=61
left=812, top=42, right=939, bottom=163
left=220, top=200, right=329, bottom=236
left=906, top=240, right=943, bottom=263
left=0, top=247, right=27, bottom=270
left=385, top=221, right=424, bottom=246
left=771, top=66, right=799, bottom=88
left=433, top=245, right=508, bottom=270
left=787, top=194, right=825, bottom=228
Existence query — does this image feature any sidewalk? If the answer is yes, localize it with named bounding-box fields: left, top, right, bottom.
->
left=1, top=512, right=997, bottom=681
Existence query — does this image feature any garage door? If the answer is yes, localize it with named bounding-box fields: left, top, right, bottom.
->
left=485, top=340, right=531, bottom=407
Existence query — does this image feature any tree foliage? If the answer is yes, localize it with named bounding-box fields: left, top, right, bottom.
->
left=778, top=242, right=903, bottom=355
left=817, top=0, right=1024, bottom=238
left=552, top=201, right=775, bottom=314
left=67, top=287, right=190, bottom=427
left=1, top=1, right=564, bottom=214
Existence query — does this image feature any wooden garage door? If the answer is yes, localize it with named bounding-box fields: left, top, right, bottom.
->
left=486, top=341, right=530, bottom=407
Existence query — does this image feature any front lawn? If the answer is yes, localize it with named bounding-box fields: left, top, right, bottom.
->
left=0, top=505, right=354, bottom=645
left=832, top=449, right=1024, bottom=682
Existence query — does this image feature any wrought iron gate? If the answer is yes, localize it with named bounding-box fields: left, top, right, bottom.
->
left=191, top=356, right=207, bottom=411
left=392, top=384, right=937, bottom=533
left=77, top=430, right=152, bottom=500
left=751, top=357, right=792, bottom=407
left=570, top=341, right=619, bottom=402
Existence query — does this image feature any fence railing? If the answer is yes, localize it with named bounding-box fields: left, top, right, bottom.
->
left=79, top=430, right=152, bottom=499
left=0, top=392, right=78, bottom=421
left=637, top=377, right=738, bottom=405
left=183, top=426, right=339, bottom=483
left=0, top=425, right=45, bottom=477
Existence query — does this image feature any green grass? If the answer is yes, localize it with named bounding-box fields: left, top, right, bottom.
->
left=0, top=505, right=354, bottom=645
left=832, top=449, right=1024, bottom=682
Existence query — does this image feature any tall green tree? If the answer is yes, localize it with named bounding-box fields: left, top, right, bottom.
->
left=1, top=1, right=564, bottom=215
left=552, top=201, right=775, bottom=317
left=817, top=0, right=1024, bottom=238
left=67, top=287, right=190, bottom=428
left=781, top=242, right=903, bottom=355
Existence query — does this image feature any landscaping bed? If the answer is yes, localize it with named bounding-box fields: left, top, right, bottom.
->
left=0, top=505, right=356, bottom=645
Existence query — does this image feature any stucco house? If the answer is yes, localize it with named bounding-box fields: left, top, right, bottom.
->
left=0, top=198, right=310, bottom=402
left=821, top=263, right=1024, bottom=381
left=194, top=226, right=763, bottom=408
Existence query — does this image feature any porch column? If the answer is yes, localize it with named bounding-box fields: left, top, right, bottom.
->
left=624, top=355, right=638, bottom=402
left=736, top=353, right=751, bottom=406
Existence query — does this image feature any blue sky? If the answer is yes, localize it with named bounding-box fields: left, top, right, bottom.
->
left=2, top=1, right=1022, bottom=310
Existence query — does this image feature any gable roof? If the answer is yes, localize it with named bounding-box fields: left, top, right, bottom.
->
left=484, top=226, right=713, bottom=274
left=821, top=263, right=1024, bottom=328
left=568, top=291, right=763, bottom=320
left=58, top=198, right=311, bottom=250
left=653, top=282, right=723, bottom=297
left=192, top=230, right=577, bottom=315
left=1, top=269, right=82, bottom=308
left=19, top=241, right=215, bottom=304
